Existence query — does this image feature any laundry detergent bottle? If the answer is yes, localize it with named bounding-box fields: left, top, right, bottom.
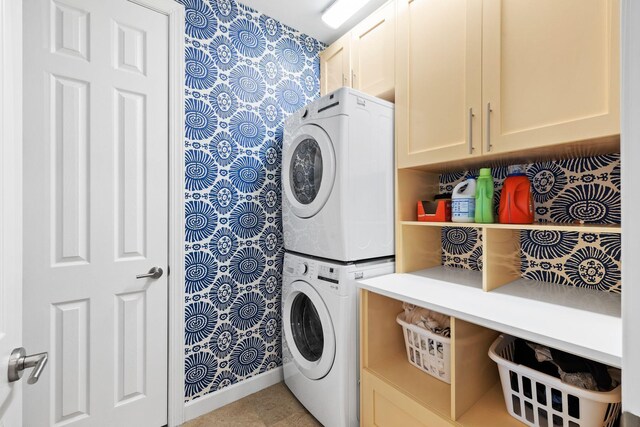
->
left=451, top=177, right=476, bottom=223
left=499, top=164, right=534, bottom=224
left=475, top=168, right=494, bottom=223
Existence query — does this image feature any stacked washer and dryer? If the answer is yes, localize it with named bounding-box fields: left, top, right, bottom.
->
left=281, top=88, right=395, bottom=427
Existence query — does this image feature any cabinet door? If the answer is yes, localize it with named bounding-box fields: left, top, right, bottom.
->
left=320, top=33, right=351, bottom=96
left=396, top=0, right=482, bottom=168
left=361, top=370, right=453, bottom=427
left=483, top=0, right=620, bottom=154
left=352, top=1, right=396, bottom=101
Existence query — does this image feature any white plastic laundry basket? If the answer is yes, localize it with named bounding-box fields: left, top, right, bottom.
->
left=489, top=335, right=621, bottom=427
left=396, top=312, right=451, bottom=384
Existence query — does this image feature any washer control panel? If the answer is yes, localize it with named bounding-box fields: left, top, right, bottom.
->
left=317, top=265, right=339, bottom=284
left=285, top=260, right=310, bottom=277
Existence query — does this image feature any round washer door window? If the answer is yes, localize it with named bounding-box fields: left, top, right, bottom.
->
left=283, top=124, right=336, bottom=219
left=283, top=280, right=336, bottom=380
left=290, top=293, right=324, bottom=361
left=290, top=138, right=323, bottom=205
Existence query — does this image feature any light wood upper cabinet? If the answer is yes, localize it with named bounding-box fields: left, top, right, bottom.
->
left=320, top=1, right=396, bottom=99
left=482, top=0, right=620, bottom=155
left=320, top=33, right=351, bottom=96
left=351, top=1, right=396, bottom=101
left=396, top=0, right=483, bottom=168
left=397, top=0, right=620, bottom=168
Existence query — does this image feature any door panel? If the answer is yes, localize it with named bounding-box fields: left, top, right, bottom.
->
left=396, top=0, right=482, bottom=168
left=115, top=89, right=147, bottom=260
left=320, top=33, right=351, bottom=95
left=352, top=1, right=395, bottom=101
left=23, top=0, right=169, bottom=425
left=482, top=0, right=620, bottom=154
left=52, top=300, right=90, bottom=423
left=51, top=75, right=90, bottom=265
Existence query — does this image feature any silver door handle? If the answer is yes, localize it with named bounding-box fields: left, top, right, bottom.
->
left=8, top=347, right=48, bottom=384
left=486, top=102, right=493, bottom=152
left=136, top=266, right=163, bottom=279
left=468, top=107, right=475, bottom=154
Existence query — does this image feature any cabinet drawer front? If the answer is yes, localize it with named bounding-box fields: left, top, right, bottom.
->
left=361, top=370, right=454, bottom=427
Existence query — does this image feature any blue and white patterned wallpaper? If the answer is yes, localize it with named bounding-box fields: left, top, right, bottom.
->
left=440, top=154, right=622, bottom=293
left=178, top=0, right=324, bottom=402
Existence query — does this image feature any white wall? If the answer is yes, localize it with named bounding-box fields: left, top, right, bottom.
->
left=621, top=0, right=640, bottom=420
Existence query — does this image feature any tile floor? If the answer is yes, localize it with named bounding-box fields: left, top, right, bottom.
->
left=184, top=382, right=322, bottom=427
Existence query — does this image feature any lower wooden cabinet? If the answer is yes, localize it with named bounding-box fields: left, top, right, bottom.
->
left=361, top=369, right=454, bottom=427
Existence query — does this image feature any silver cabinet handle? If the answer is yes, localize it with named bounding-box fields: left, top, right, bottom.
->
left=136, top=266, right=163, bottom=279
left=468, top=107, right=475, bottom=154
left=8, top=347, right=48, bottom=384
left=486, top=102, right=493, bottom=152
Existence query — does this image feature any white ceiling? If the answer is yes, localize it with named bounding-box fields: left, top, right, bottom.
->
left=236, top=0, right=389, bottom=44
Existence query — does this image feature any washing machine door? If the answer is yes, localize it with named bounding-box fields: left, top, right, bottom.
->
left=283, top=280, right=336, bottom=380
left=283, top=124, right=336, bottom=219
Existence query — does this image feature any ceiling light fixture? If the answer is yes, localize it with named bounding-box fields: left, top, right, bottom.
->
left=321, top=0, right=372, bottom=29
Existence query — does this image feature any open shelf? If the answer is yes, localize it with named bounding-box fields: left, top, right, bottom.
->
left=360, top=291, right=453, bottom=418
left=381, top=150, right=623, bottom=425
left=409, top=265, right=483, bottom=291
left=357, top=266, right=622, bottom=368
left=401, top=220, right=621, bottom=234
left=360, top=289, right=529, bottom=425
left=456, top=383, right=525, bottom=427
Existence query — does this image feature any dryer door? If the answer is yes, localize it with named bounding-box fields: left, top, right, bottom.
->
left=283, top=124, right=336, bottom=219
left=283, top=280, right=336, bottom=380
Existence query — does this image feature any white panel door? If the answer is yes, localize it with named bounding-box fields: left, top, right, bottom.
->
left=23, top=0, right=169, bottom=425
left=0, top=0, right=23, bottom=425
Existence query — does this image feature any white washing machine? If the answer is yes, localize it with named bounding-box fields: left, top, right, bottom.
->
left=282, top=252, right=395, bottom=427
left=282, top=88, right=395, bottom=262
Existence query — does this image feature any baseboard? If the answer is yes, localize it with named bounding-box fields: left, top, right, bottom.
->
left=183, top=367, right=284, bottom=423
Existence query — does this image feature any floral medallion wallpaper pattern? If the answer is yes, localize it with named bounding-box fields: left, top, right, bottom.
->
left=178, top=0, right=324, bottom=402
left=439, top=154, right=621, bottom=294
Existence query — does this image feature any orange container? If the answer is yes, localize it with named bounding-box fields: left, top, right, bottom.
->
left=418, top=199, right=451, bottom=222
left=499, top=173, right=534, bottom=224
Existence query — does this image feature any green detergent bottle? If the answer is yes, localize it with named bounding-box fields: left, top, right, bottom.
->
left=475, top=168, right=494, bottom=223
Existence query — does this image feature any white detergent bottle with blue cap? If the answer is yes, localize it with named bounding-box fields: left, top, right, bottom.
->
left=451, top=177, right=476, bottom=223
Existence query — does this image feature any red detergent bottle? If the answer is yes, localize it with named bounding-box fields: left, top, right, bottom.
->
left=499, top=164, right=534, bottom=224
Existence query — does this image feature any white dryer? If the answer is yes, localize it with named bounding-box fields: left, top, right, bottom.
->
left=282, top=88, right=395, bottom=262
left=282, top=252, right=395, bottom=427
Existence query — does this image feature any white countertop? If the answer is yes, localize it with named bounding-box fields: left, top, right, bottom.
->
left=357, top=266, right=622, bottom=367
